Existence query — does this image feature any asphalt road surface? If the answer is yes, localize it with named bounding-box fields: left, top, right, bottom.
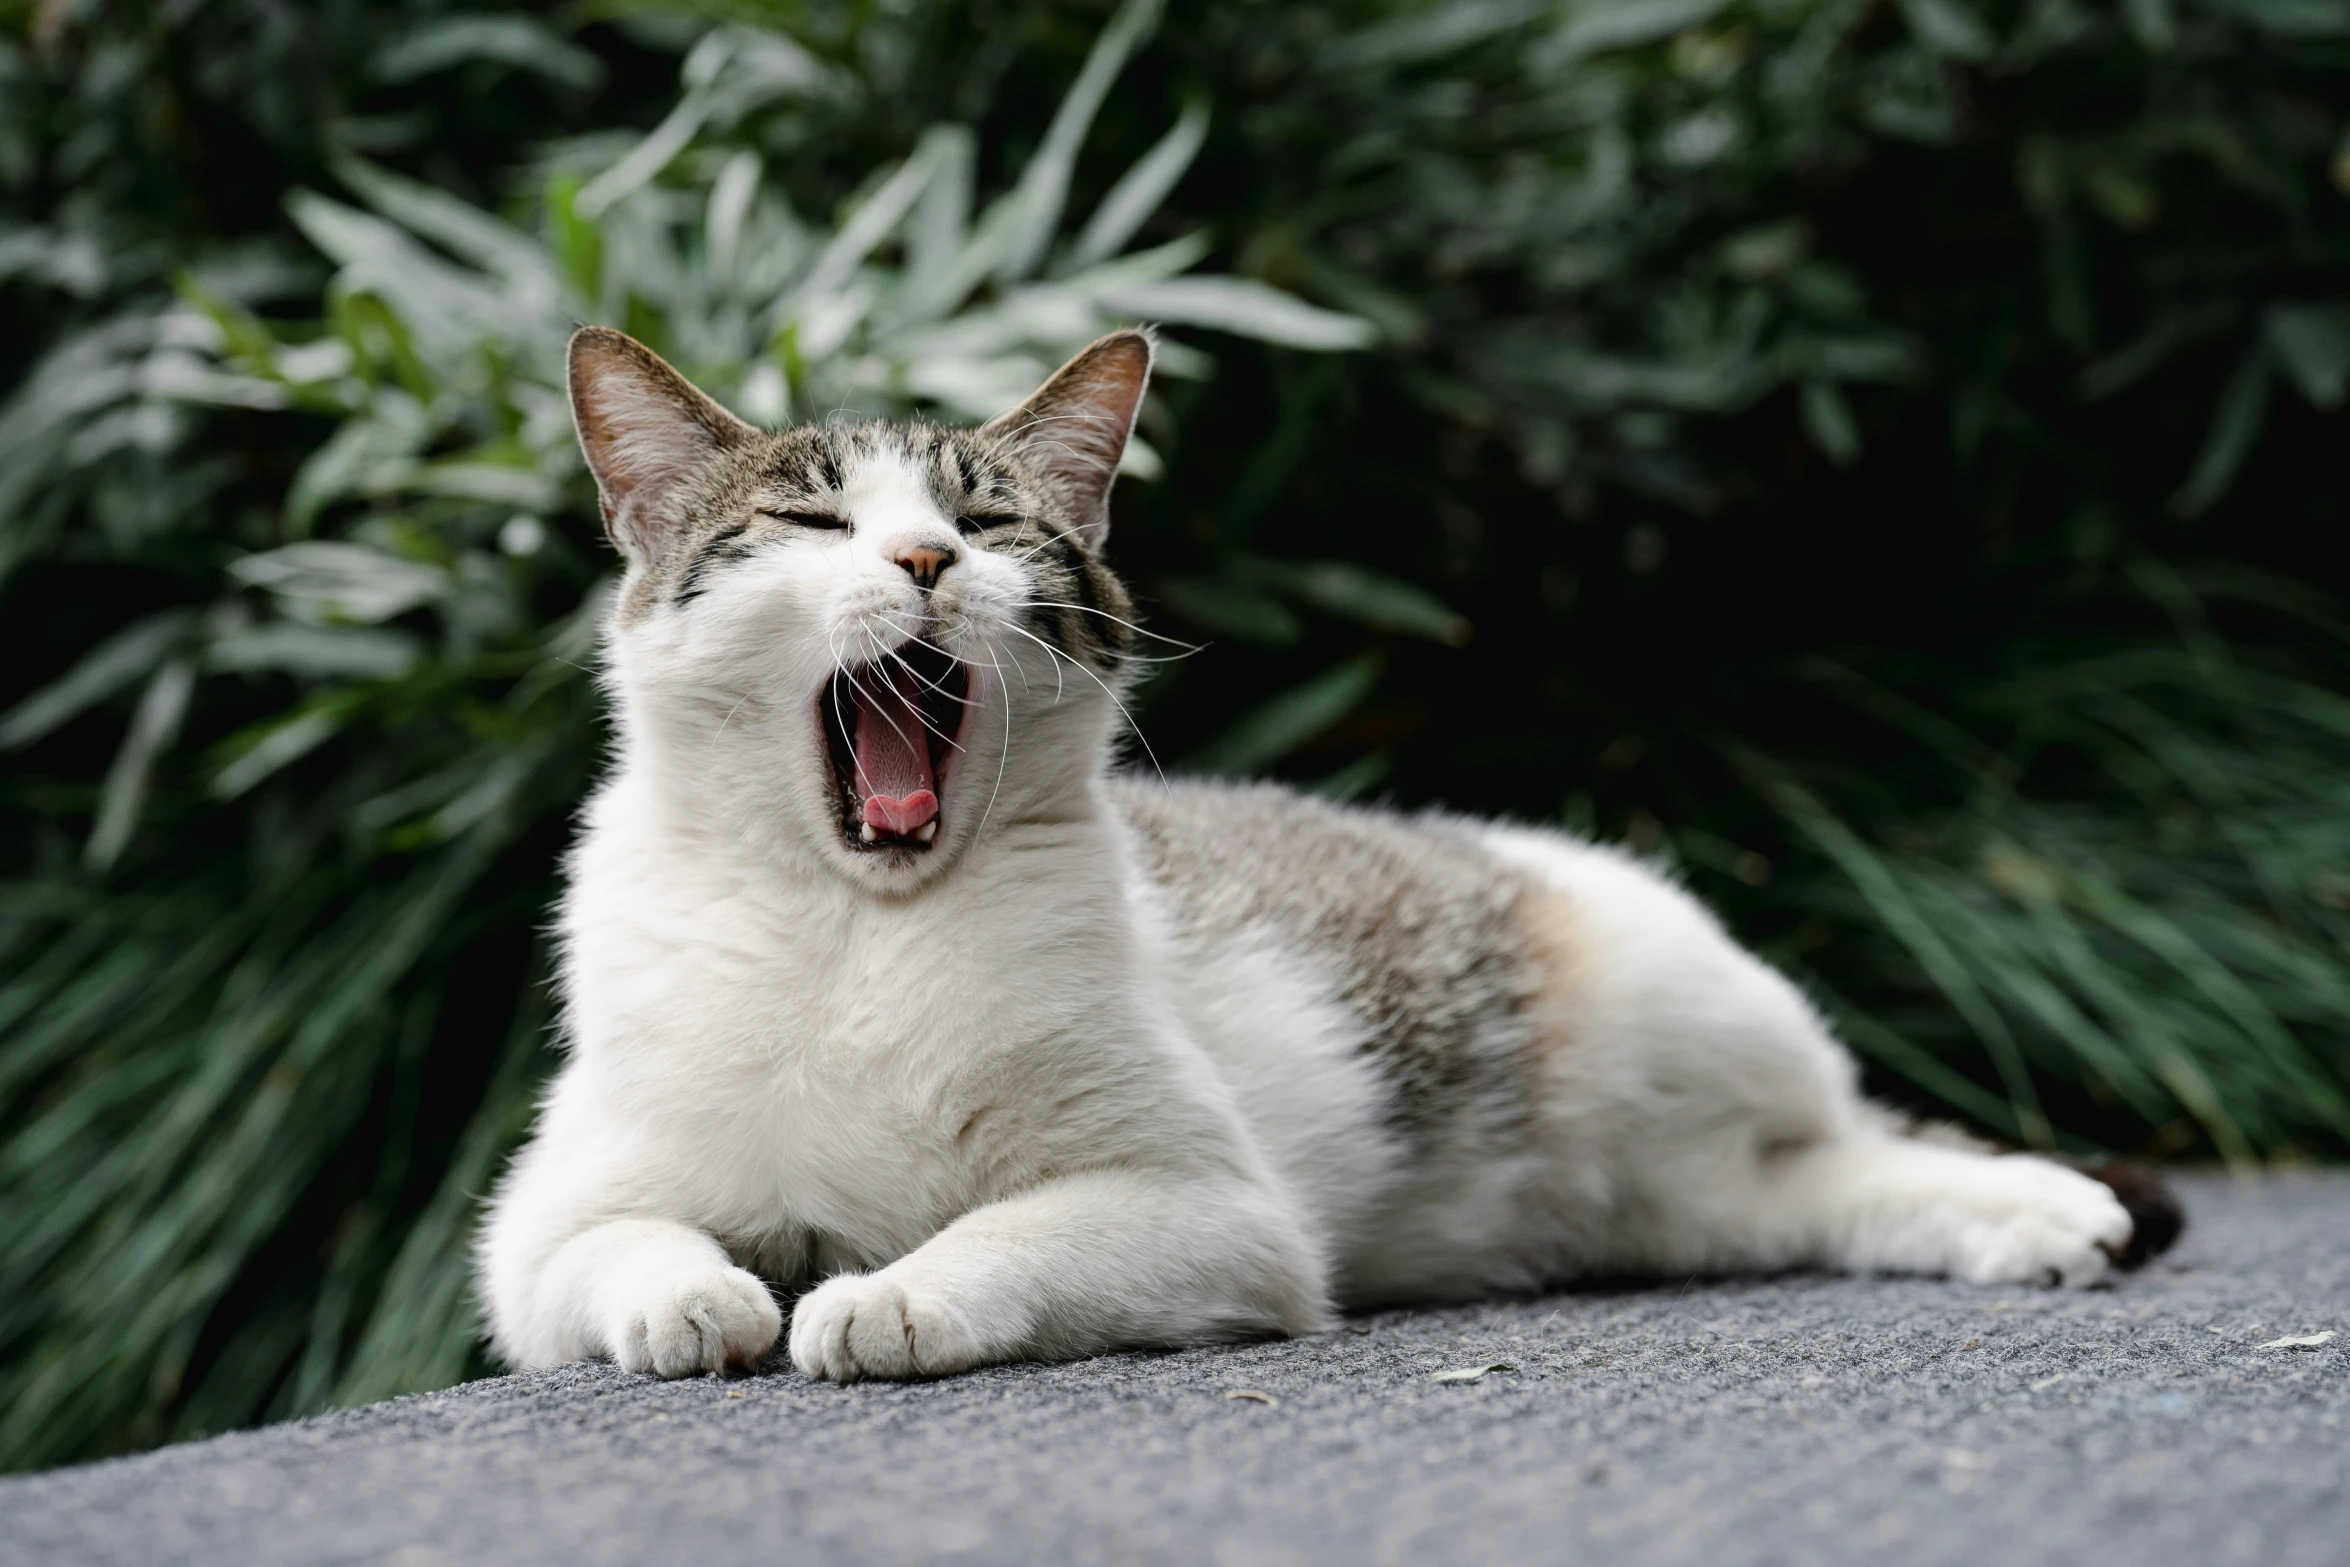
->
left=6, top=1174, right=2344, bottom=1567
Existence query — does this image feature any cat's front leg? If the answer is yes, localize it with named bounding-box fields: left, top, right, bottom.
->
left=786, top=1168, right=1327, bottom=1381
left=480, top=1158, right=781, bottom=1375
left=551, top=1218, right=782, bottom=1375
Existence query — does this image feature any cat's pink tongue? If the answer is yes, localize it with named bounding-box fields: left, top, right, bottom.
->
left=853, top=663, right=939, bottom=836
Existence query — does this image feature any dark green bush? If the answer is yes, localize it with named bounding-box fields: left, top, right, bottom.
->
left=3, top=0, right=2345, bottom=1471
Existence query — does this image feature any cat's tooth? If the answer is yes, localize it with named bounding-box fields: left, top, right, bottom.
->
left=859, top=823, right=878, bottom=843
left=914, top=821, right=937, bottom=843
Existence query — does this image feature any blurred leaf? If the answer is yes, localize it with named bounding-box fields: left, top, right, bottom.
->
left=2265, top=301, right=2350, bottom=411
left=371, top=15, right=606, bottom=90
left=209, top=706, right=348, bottom=800
left=1311, top=750, right=1393, bottom=801
left=1547, top=0, right=1730, bottom=61
left=205, top=623, right=422, bottom=680
left=1898, top=0, right=1995, bottom=60
left=1252, top=559, right=1472, bottom=645
left=1104, top=277, right=1377, bottom=350
left=227, top=544, right=448, bottom=625
left=1068, top=97, right=1211, bottom=273
left=994, top=0, right=1168, bottom=282
left=1183, top=651, right=1385, bottom=776
left=1152, top=578, right=1307, bottom=647
left=85, top=657, right=197, bottom=873
left=0, top=611, right=196, bottom=750
left=2171, top=346, right=2272, bottom=518
left=1800, top=379, right=1861, bottom=466
left=2198, top=0, right=2350, bottom=36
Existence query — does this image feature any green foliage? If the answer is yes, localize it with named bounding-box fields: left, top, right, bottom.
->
left=2, top=0, right=2347, bottom=1471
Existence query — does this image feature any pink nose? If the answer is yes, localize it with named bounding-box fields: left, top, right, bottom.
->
left=895, top=543, right=956, bottom=589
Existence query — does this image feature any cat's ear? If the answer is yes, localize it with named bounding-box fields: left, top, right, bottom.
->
left=981, top=329, right=1154, bottom=548
left=568, top=326, right=756, bottom=563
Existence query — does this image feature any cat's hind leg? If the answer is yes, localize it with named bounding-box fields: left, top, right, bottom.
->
left=1492, top=827, right=2149, bottom=1289
left=1631, top=1122, right=2140, bottom=1286
left=1566, top=948, right=2143, bottom=1288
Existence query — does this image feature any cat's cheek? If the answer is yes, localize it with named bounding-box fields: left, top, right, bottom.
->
left=788, top=1272, right=984, bottom=1382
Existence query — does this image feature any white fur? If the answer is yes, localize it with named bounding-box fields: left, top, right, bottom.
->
left=479, top=407, right=2132, bottom=1384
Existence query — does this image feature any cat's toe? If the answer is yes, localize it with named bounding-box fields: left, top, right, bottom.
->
left=1951, top=1160, right=2134, bottom=1288
left=614, top=1264, right=781, bottom=1377
left=789, top=1273, right=979, bottom=1382
left=1955, top=1215, right=2113, bottom=1287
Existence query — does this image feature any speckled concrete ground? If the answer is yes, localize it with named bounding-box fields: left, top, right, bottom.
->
left=5, top=1174, right=2344, bottom=1567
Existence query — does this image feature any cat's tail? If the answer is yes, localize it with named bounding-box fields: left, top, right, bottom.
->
left=2071, top=1162, right=2186, bottom=1269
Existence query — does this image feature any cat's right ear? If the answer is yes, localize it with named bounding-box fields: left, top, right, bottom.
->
left=568, top=326, right=756, bottom=563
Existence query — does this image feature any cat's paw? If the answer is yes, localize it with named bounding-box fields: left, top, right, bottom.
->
left=1946, top=1158, right=2134, bottom=1288
left=610, top=1263, right=781, bottom=1377
left=788, top=1272, right=982, bottom=1382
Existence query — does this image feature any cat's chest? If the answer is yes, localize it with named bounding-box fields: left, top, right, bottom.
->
left=563, top=852, right=1151, bottom=1243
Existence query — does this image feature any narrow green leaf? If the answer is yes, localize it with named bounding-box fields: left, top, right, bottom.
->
left=2171, top=345, right=2271, bottom=518
left=1183, top=652, right=1385, bottom=776
left=1102, top=277, right=1376, bottom=350
left=2265, top=301, right=2350, bottom=411
left=0, top=610, right=195, bottom=750
left=1068, top=98, right=1211, bottom=272
left=1548, top=0, right=1730, bottom=61
left=1255, top=559, right=1472, bottom=645
left=1800, top=379, right=1861, bottom=466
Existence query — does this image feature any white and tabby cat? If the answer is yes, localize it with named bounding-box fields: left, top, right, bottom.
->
left=478, top=327, right=2173, bottom=1382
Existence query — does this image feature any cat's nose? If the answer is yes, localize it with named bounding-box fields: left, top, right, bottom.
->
left=893, top=541, right=957, bottom=590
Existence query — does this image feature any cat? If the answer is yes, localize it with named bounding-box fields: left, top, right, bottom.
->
left=476, top=326, right=2178, bottom=1382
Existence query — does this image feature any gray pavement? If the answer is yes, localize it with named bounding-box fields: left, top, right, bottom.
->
left=5, top=1173, right=2345, bottom=1567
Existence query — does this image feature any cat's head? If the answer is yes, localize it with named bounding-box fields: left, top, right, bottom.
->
left=569, top=326, right=1147, bottom=893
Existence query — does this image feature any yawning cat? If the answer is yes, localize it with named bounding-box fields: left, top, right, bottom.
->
left=476, top=326, right=2175, bottom=1382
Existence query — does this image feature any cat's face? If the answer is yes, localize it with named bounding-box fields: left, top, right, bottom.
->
left=569, top=328, right=1146, bottom=893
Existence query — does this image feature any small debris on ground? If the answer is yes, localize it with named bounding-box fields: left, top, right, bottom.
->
left=1429, top=1363, right=1518, bottom=1383
left=1225, top=1389, right=1280, bottom=1406
left=2255, top=1331, right=2336, bottom=1350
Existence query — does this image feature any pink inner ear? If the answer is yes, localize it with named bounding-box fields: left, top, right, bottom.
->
left=568, top=332, right=743, bottom=561
left=989, top=332, right=1154, bottom=520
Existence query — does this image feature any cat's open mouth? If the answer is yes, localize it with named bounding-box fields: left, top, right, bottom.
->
left=819, top=639, right=969, bottom=852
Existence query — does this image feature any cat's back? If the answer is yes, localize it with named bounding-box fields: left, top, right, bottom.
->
left=1109, top=777, right=1547, bottom=1132
left=1111, top=777, right=1532, bottom=981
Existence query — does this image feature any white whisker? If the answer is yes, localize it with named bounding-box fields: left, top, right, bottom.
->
left=1011, top=600, right=1202, bottom=654
left=970, top=640, right=1017, bottom=846
left=999, top=622, right=1165, bottom=786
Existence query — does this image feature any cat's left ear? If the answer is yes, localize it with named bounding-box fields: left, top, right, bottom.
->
left=568, top=326, right=757, bottom=564
left=981, top=329, right=1154, bottom=549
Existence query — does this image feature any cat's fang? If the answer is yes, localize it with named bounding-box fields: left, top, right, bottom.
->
left=860, top=823, right=878, bottom=843
left=914, top=821, right=937, bottom=844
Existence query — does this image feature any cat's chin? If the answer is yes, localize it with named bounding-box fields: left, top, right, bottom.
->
left=816, top=638, right=970, bottom=867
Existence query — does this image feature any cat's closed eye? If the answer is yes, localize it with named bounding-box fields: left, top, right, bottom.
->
left=763, top=508, right=847, bottom=530
left=954, top=513, right=1017, bottom=537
